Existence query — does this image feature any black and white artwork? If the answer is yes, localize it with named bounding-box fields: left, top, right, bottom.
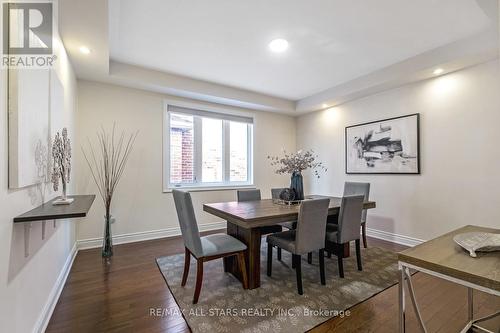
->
left=345, top=114, right=420, bottom=174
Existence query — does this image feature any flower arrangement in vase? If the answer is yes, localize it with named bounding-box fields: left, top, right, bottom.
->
left=51, top=128, right=73, bottom=205
left=268, top=149, right=326, bottom=200
left=82, top=125, right=137, bottom=258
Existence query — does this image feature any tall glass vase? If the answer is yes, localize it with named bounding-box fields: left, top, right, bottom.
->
left=102, top=215, right=114, bottom=258
left=290, top=171, right=304, bottom=200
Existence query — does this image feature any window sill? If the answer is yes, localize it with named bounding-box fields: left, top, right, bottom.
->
left=163, top=185, right=256, bottom=193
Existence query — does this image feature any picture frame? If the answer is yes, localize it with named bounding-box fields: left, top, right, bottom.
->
left=345, top=113, right=420, bottom=174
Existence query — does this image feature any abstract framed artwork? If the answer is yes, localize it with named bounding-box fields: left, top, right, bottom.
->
left=345, top=113, right=420, bottom=174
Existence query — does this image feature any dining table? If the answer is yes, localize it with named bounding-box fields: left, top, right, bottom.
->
left=203, top=195, right=377, bottom=289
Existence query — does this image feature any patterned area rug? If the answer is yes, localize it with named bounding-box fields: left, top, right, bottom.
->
left=156, top=243, right=398, bottom=333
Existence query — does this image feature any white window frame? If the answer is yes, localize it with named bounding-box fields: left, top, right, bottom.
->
left=163, top=101, right=254, bottom=192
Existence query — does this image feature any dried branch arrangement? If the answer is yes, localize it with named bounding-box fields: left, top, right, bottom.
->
left=268, top=149, right=327, bottom=178
left=81, top=125, right=138, bottom=220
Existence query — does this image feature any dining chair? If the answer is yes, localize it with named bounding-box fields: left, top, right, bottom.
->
left=325, top=195, right=365, bottom=278
left=237, top=189, right=261, bottom=201
left=172, top=189, right=248, bottom=304
left=270, top=188, right=299, bottom=262
left=266, top=198, right=330, bottom=295
left=343, top=182, right=371, bottom=248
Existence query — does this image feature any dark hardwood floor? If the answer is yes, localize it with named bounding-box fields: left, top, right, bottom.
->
left=46, top=231, right=499, bottom=333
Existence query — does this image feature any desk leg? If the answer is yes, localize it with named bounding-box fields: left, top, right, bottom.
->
left=403, top=267, right=427, bottom=333
left=399, top=265, right=406, bottom=333
left=225, top=222, right=261, bottom=289
left=468, top=288, right=473, bottom=322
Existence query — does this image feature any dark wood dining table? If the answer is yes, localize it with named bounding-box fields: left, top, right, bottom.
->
left=203, top=195, right=376, bottom=289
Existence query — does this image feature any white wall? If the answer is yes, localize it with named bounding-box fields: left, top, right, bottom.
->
left=0, top=33, right=78, bottom=333
left=75, top=81, right=296, bottom=244
left=297, top=60, right=500, bottom=241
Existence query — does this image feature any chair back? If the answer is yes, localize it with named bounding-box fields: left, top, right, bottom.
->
left=295, top=198, right=330, bottom=254
left=172, top=190, right=203, bottom=257
left=337, top=195, right=365, bottom=243
left=237, top=189, right=261, bottom=202
left=343, top=182, right=370, bottom=223
left=271, top=188, right=286, bottom=199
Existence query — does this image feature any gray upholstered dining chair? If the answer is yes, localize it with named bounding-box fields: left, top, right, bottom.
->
left=172, top=189, right=248, bottom=304
left=237, top=189, right=261, bottom=202
left=266, top=198, right=330, bottom=295
left=343, top=182, right=370, bottom=248
left=325, top=195, right=365, bottom=278
left=269, top=188, right=299, bottom=262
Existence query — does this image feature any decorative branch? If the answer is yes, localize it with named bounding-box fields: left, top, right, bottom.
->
left=51, top=128, right=71, bottom=194
left=267, top=149, right=327, bottom=178
left=81, top=124, right=138, bottom=219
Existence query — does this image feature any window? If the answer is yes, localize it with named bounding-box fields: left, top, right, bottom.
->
left=164, top=104, right=253, bottom=190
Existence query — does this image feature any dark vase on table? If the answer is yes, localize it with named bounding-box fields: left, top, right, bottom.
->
left=290, top=171, right=304, bottom=200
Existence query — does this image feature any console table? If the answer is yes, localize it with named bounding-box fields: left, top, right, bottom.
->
left=398, top=225, right=500, bottom=333
left=13, top=195, right=95, bottom=256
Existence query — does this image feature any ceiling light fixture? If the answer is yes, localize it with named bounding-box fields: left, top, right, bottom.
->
left=433, top=68, right=444, bottom=75
left=269, top=38, right=289, bottom=53
left=322, top=104, right=328, bottom=108
left=79, top=46, right=91, bottom=55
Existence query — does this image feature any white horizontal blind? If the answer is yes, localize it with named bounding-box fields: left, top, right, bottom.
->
left=167, top=105, right=253, bottom=124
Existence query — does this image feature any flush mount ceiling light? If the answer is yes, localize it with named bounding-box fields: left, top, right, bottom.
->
left=79, top=46, right=91, bottom=55
left=433, top=68, right=444, bottom=75
left=269, top=38, right=289, bottom=53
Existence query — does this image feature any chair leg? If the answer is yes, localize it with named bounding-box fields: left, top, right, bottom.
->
left=337, top=255, right=344, bottom=278
left=362, top=223, right=367, bottom=248
left=277, top=247, right=282, bottom=261
left=293, top=254, right=303, bottom=295
left=307, top=252, right=312, bottom=264
left=319, top=249, right=326, bottom=285
left=267, top=243, right=273, bottom=277
left=193, top=259, right=203, bottom=304
left=181, top=247, right=190, bottom=287
left=291, top=256, right=296, bottom=269
left=355, top=239, right=363, bottom=271
left=237, top=252, right=248, bottom=289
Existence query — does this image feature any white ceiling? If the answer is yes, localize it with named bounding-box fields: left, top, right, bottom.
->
left=109, top=0, right=492, bottom=100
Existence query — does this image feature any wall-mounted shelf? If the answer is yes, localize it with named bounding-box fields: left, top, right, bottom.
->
left=13, top=195, right=96, bottom=223
left=13, top=195, right=96, bottom=257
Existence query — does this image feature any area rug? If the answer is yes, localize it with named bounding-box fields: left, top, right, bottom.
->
left=156, top=243, right=398, bottom=333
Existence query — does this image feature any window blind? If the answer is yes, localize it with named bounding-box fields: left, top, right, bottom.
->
left=167, top=105, right=253, bottom=124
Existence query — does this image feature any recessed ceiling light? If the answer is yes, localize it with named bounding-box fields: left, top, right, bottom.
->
left=322, top=104, right=328, bottom=108
left=269, top=38, right=289, bottom=53
left=433, top=68, right=444, bottom=75
left=79, top=46, right=91, bottom=55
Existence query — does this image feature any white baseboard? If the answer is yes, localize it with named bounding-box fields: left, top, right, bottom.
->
left=34, top=242, right=78, bottom=333
left=77, top=221, right=227, bottom=250
left=366, top=227, right=425, bottom=247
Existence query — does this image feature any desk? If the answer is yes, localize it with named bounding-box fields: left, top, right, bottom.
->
left=398, top=225, right=500, bottom=332
left=203, top=195, right=376, bottom=289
